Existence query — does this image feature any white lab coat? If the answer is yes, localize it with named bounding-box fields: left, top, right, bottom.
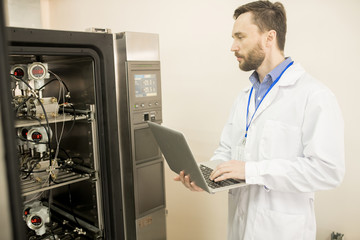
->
left=210, top=63, right=345, bottom=240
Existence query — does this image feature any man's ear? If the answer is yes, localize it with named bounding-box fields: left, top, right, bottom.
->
left=266, top=30, right=277, bottom=48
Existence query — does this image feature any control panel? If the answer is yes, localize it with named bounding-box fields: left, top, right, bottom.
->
left=127, top=62, right=162, bottom=125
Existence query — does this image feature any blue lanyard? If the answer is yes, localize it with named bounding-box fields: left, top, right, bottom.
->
left=245, top=61, right=294, bottom=138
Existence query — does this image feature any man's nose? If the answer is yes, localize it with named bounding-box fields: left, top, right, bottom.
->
left=231, top=41, right=239, bottom=52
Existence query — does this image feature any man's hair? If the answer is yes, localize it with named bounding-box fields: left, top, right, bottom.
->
left=234, top=1, right=287, bottom=51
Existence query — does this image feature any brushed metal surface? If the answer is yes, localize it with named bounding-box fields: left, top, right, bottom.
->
left=123, top=32, right=160, bottom=61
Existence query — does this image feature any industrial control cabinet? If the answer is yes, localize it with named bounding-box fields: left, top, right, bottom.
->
left=114, top=32, right=167, bottom=240
left=1, top=26, right=125, bottom=239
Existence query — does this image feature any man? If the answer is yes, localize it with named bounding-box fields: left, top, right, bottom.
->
left=175, top=1, right=345, bottom=239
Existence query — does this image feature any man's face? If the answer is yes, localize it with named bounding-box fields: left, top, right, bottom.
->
left=231, top=12, right=266, bottom=71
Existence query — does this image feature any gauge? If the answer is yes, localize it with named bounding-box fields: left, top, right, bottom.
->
left=28, top=62, right=49, bottom=81
left=31, top=132, right=42, bottom=141
left=30, top=216, right=42, bottom=227
left=29, top=64, right=46, bottom=79
left=27, top=127, right=51, bottom=147
left=14, top=68, right=25, bottom=78
left=24, top=208, right=30, bottom=217
left=21, top=128, right=28, bottom=138
left=31, top=66, right=45, bottom=78
left=17, top=128, right=29, bottom=140
left=10, top=64, right=27, bottom=80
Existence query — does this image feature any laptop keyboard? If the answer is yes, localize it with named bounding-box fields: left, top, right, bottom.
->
left=199, top=164, right=242, bottom=189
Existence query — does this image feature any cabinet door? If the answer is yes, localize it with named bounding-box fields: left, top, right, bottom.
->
left=0, top=2, right=26, bottom=240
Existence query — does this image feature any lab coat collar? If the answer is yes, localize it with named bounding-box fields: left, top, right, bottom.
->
left=277, top=63, right=305, bottom=87
left=242, top=86, right=252, bottom=93
left=242, top=63, right=305, bottom=93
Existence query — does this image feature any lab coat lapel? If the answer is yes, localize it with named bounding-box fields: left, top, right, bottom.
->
left=251, top=84, right=280, bottom=122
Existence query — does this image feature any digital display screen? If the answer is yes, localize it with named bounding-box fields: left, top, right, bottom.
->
left=32, top=132, right=42, bottom=141
left=31, top=66, right=45, bottom=77
left=30, top=216, right=42, bottom=226
left=135, top=74, right=157, bottom=98
left=14, top=68, right=25, bottom=77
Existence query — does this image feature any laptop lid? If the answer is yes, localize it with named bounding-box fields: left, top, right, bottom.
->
left=148, top=122, right=210, bottom=192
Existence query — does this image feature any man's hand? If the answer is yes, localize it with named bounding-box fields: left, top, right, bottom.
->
left=174, top=170, right=204, bottom=192
left=209, top=160, right=245, bottom=182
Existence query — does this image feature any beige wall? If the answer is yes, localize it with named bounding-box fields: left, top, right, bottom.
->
left=7, top=0, right=360, bottom=239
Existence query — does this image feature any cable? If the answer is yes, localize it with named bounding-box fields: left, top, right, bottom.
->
left=60, top=147, right=71, bottom=159
left=38, top=78, right=56, bottom=90
left=61, top=104, right=77, bottom=139
left=47, top=71, right=70, bottom=93
left=37, top=78, right=59, bottom=91
left=57, top=148, right=84, bottom=170
left=48, top=70, right=71, bottom=102
left=32, top=101, right=51, bottom=152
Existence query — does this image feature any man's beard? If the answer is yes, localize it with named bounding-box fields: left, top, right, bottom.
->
left=237, top=42, right=265, bottom=72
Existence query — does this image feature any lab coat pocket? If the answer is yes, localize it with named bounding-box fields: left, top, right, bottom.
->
left=260, top=120, right=302, bottom=160
left=253, top=208, right=305, bottom=240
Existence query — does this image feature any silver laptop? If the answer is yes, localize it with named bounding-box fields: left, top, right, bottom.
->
left=148, top=122, right=247, bottom=194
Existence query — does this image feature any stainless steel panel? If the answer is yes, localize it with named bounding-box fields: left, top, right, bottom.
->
left=114, top=31, right=166, bottom=240
left=136, top=208, right=167, bottom=240
left=134, top=126, right=161, bottom=162
left=135, top=160, right=165, bottom=216
left=122, top=32, right=160, bottom=61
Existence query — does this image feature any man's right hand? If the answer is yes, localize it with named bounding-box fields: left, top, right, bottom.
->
left=174, top=170, right=204, bottom=192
